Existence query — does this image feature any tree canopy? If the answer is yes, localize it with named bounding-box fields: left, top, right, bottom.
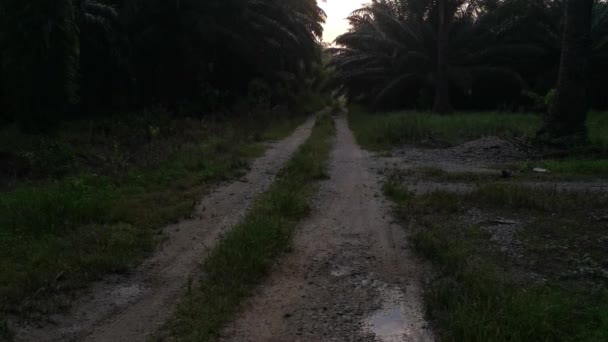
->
left=331, top=0, right=608, bottom=113
left=0, top=0, right=327, bottom=126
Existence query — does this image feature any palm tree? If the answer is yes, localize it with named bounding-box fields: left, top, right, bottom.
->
left=434, top=0, right=454, bottom=113
left=77, top=0, right=124, bottom=108
left=1, top=0, right=327, bottom=123
left=331, top=0, right=525, bottom=110
left=538, top=0, right=594, bottom=146
left=0, top=0, right=80, bottom=124
left=125, top=0, right=325, bottom=111
left=330, top=1, right=434, bottom=107
left=0, top=0, right=123, bottom=123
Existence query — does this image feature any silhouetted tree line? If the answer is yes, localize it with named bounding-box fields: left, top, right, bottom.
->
left=0, top=0, right=327, bottom=127
left=332, top=0, right=605, bottom=113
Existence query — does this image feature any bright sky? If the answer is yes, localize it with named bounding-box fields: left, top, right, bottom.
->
left=319, top=0, right=370, bottom=43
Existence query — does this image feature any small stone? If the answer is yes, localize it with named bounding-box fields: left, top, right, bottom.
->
left=533, top=168, right=550, bottom=174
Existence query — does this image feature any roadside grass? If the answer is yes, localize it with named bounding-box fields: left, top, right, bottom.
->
left=0, top=110, right=306, bottom=185
left=384, top=176, right=608, bottom=341
left=348, top=106, right=608, bottom=151
left=0, top=111, right=308, bottom=322
left=348, top=105, right=539, bottom=150
left=349, top=106, right=608, bottom=179
left=166, top=114, right=335, bottom=341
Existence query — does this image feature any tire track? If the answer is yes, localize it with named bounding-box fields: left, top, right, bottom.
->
left=222, top=116, right=433, bottom=342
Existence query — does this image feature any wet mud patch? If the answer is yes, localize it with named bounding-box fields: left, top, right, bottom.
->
left=364, top=283, right=432, bottom=342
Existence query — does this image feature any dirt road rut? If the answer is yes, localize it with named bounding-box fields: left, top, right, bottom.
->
left=15, top=119, right=316, bottom=342
left=222, top=117, right=433, bottom=342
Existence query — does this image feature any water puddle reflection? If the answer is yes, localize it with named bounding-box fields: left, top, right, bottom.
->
left=367, top=306, right=408, bottom=341
left=363, top=285, right=418, bottom=342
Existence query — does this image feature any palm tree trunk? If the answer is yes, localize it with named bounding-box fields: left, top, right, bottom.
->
left=539, top=0, right=593, bottom=146
left=433, top=0, right=453, bottom=114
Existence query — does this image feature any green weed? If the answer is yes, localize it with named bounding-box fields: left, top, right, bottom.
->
left=348, top=105, right=540, bottom=150
left=349, top=106, right=608, bottom=151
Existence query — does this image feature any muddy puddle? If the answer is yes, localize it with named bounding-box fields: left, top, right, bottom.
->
left=363, top=283, right=433, bottom=342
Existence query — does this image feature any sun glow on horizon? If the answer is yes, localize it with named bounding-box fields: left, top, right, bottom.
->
left=319, top=0, right=370, bottom=43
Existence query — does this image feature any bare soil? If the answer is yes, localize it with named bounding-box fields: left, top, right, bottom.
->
left=380, top=136, right=608, bottom=193
left=221, top=117, right=433, bottom=342
left=379, top=136, right=608, bottom=294
left=13, top=119, right=317, bottom=342
left=385, top=136, right=530, bottom=173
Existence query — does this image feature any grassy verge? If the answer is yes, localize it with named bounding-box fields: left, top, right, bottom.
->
left=384, top=174, right=608, bottom=341
left=0, top=110, right=308, bottom=324
left=348, top=106, right=608, bottom=151
left=349, top=106, right=608, bottom=179
left=165, top=114, right=335, bottom=341
left=348, top=105, right=540, bottom=150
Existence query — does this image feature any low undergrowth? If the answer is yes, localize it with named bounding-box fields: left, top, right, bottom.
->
left=349, top=106, right=608, bottom=151
left=0, top=109, right=309, bottom=325
left=348, top=105, right=540, bottom=150
left=165, top=114, right=335, bottom=341
left=384, top=175, right=608, bottom=341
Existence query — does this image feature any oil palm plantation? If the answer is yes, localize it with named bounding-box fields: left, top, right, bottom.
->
left=332, top=0, right=608, bottom=115
left=331, top=0, right=526, bottom=111
left=0, top=0, right=326, bottom=125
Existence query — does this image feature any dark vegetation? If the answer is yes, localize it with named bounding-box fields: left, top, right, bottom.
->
left=348, top=105, right=540, bottom=149
left=348, top=105, right=608, bottom=148
left=0, top=113, right=307, bottom=326
left=0, top=0, right=330, bottom=127
left=165, top=114, right=334, bottom=341
left=0, top=0, right=331, bottom=331
left=332, top=0, right=608, bottom=112
left=332, top=0, right=607, bottom=145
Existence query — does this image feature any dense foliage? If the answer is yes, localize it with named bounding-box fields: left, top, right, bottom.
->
left=331, top=0, right=608, bottom=113
left=0, top=0, right=327, bottom=127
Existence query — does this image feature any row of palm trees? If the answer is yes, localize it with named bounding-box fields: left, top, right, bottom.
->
left=332, top=0, right=603, bottom=144
left=0, top=0, right=326, bottom=127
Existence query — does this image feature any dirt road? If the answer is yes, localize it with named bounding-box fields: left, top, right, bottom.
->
left=15, top=119, right=317, bottom=342
left=222, top=117, right=433, bottom=342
